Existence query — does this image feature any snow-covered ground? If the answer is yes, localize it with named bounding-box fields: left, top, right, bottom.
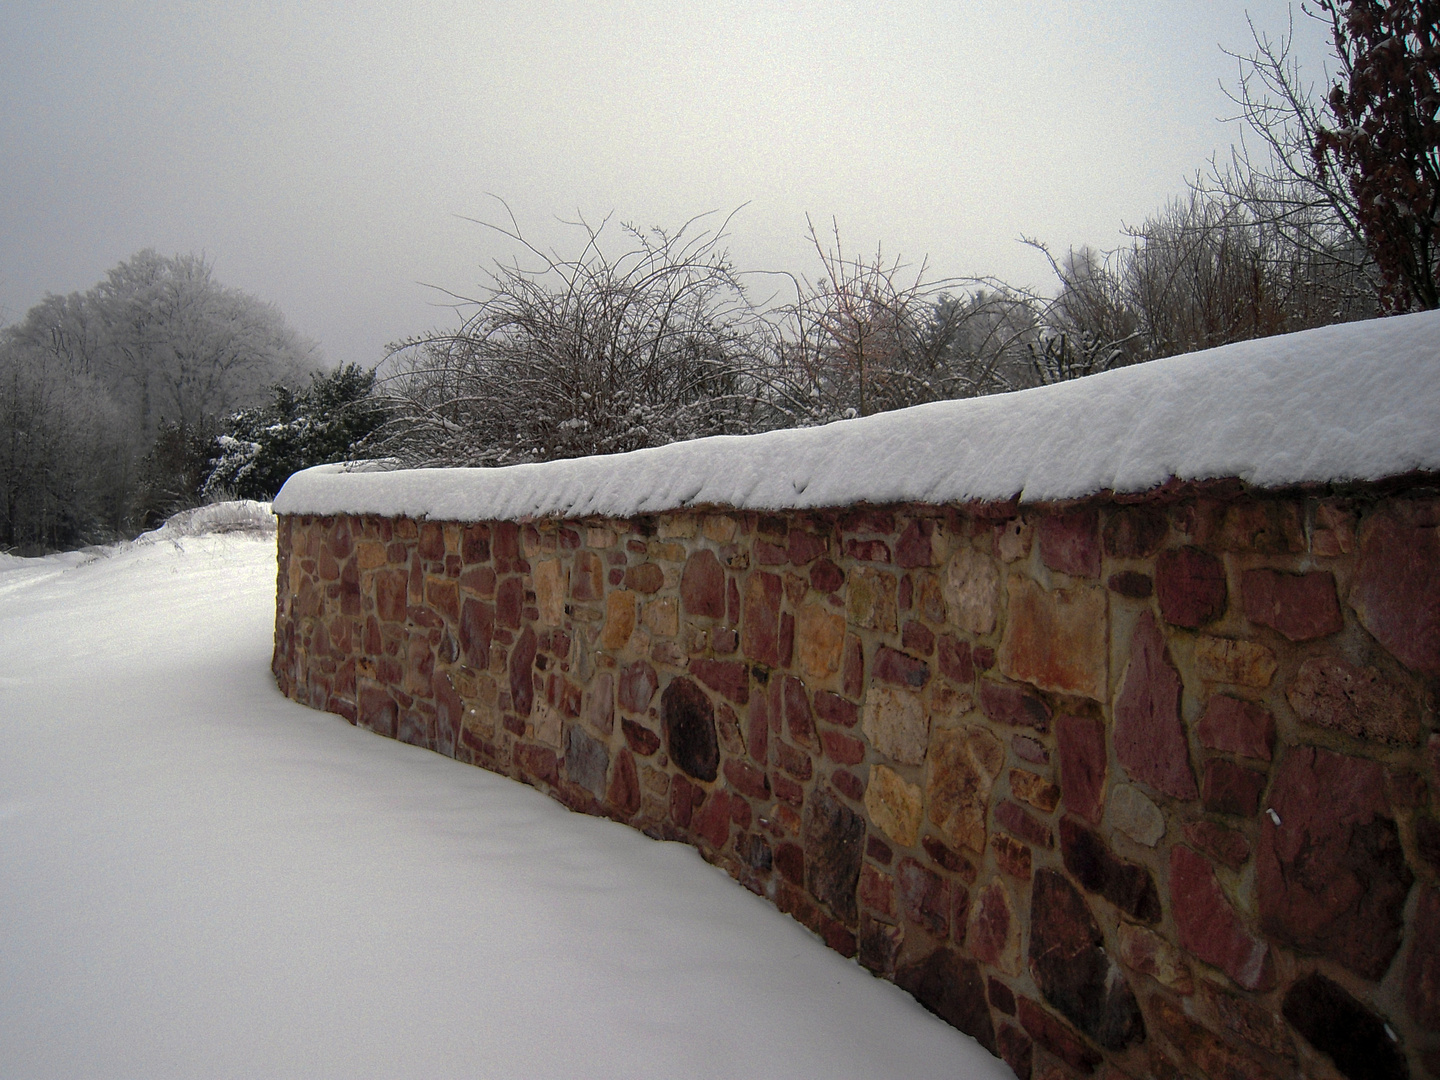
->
left=0, top=529, right=1011, bottom=1079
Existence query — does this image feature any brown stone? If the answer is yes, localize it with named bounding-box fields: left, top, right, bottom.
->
left=1200, top=982, right=1294, bottom=1061
left=375, top=569, right=408, bottom=622
left=496, top=576, right=524, bottom=629
left=857, top=915, right=902, bottom=976
left=1286, top=654, right=1421, bottom=746
left=1407, top=886, right=1440, bottom=1031
left=1115, top=922, right=1192, bottom=993
left=802, top=789, right=865, bottom=924
left=813, top=691, right=858, bottom=728
left=1241, top=568, right=1343, bottom=641
left=896, top=948, right=996, bottom=1054
left=781, top=675, right=816, bottom=749
left=847, top=566, right=897, bottom=633
left=1016, top=996, right=1101, bottom=1075
left=621, top=717, right=660, bottom=756
left=1193, top=498, right=1305, bottom=554
left=1257, top=745, right=1412, bottom=981
left=895, top=519, right=936, bottom=568
left=742, top=571, right=784, bottom=666
left=1114, top=611, right=1197, bottom=800
left=969, top=880, right=1021, bottom=975
left=936, top=635, right=974, bottom=686
left=1149, top=994, right=1286, bottom=1080
left=623, top=562, right=664, bottom=595
left=1059, top=817, right=1161, bottom=923
left=1057, top=714, right=1106, bottom=826
left=1155, top=547, right=1227, bottom=628
left=601, top=590, right=636, bottom=650
left=995, top=1023, right=1031, bottom=1080
left=661, top=677, right=719, bottom=782
left=842, top=635, right=863, bottom=698
left=564, top=723, right=608, bottom=798
left=858, top=863, right=896, bottom=919
left=793, top=601, right=844, bottom=680
left=1201, top=759, right=1267, bottom=817
left=532, top=559, right=567, bottom=626
left=679, top=549, right=725, bottom=618
left=1028, top=868, right=1145, bottom=1051
left=994, top=517, right=1032, bottom=563
left=1103, top=506, right=1168, bottom=558
left=1195, top=695, right=1274, bottom=761
left=459, top=598, right=493, bottom=669
left=1039, top=509, right=1101, bottom=579
left=1193, top=635, right=1277, bottom=687
left=1349, top=507, right=1440, bottom=675
left=999, top=575, right=1108, bottom=701
left=921, top=836, right=976, bottom=881
left=992, top=834, right=1032, bottom=881
left=820, top=729, right=865, bottom=765
left=1284, top=972, right=1411, bottom=1080
left=810, top=557, right=845, bottom=594
left=843, top=537, right=891, bottom=563
left=787, top=529, right=827, bottom=565
left=1010, top=769, right=1061, bottom=813
left=897, top=856, right=951, bottom=936
left=513, top=742, right=558, bottom=785
left=1169, top=845, right=1271, bottom=991
left=927, top=725, right=1005, bottom=854
left=1182, top=820, right=1250, bottom=870
left=862, top=685, right=928, bottom=765
left=509, top=626, right=537, bottom=717
left=1107, top=571, right=1152, bottom=598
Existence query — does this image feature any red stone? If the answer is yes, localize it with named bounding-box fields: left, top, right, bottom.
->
left=896, top=519, right=936, bottom=568
left=508, top=627, right=537, bottom=716
left=810, top=558, right=845, bottom=593
left=778, top=611, right=794, bottom=667
left=662, top=677, right=719, bottom=783
left=617, top=660, right=658, bottom=714
left=1284, top=972, right=1411, bottom=1080
left=692, top=790, right=733, bottom=848
left=831, top=769, right=864, bottom=802
left=418, top=521, right=445, bottom=560
left=726, top=577, right=740, bottom=623
left=821, top=730, right=865, bottom=765
left=621, top=717, right=660, bottom=756
left=774, top=841, right=804, bottom=884
left=460, top=523, right=490, bottom=563
left=802, top=790, right=865, bottom=923
left=669, top=774, right=699, bottom=827
left=1013, top=735, right=1048, bottom=764
left=922, top=836, right=976, bottom=882
left=859, top=863, right=896, bottom=919
left=968, top=881, right=1013, bottom=968
left=375, top=569, right=408, bottom=622
left=774, top=740, right=813, bottom=781
left=858, top=915, right=902, bottom=975
left=1196, top=695, right=1274, bottom=761
left=606, top=748, right=640, bottom=816
left=690, top=659, right=748, bottom=704
left=992, top=834, right=1032, bottom=880
left=1170, top=845, right=1272, bottom=990
left=1058, top=817, right=1161, bottom=923
left=843, top=538, right=892, bottom=563
left=996, top=799, right=1052, bottom=848
left=896, top=948, right=996, bottom=1054
left=513, top=742, right=559, bottom=785
left=873, top=645, right=930, bottom=688
left=813, top=691, right=858, bottom=727
left=496, top=576, right=523, bottom=629
left=787, top=530, right=827, bottom=565
left=775, top=678, right=813, bottom=750
left=358, top=686, right=397, bottom=737
left=989, top=978, right=1017, bottom=1016
left=979, top=681, right=1050, bottom=732
left=771, top=772, right=804, bottom=807
left=1349, top=508, right=1440, bottom=675
left=1016, top=996, right=1102, bottom=1074
left=1241, top=568, right=1342, bottom=641
left=1103, top=506, right=1168, bottom=558
left=459, top=566, right=495, bottom=597
left=996, top=1023, right=1032, bottom=1080
left=1183, top=820, right=1250, bottom=870
left=1057, top=714, right=1106, bottom=825
left=724, top=759, right=770, bottom=800
left=842, top=636, right=863, bottom=698
left=622, top=563, right=662, bottom=594
left=745, top=696, right=768, bottom=766
left=867, top=835, right=893, bottom=865
left=1038, top=509, right=1101, bottom=578
left=1257, top=745, right=1412, bottom=980
left=901, top=620, right=935, bottom=656
left=1155, top=546, right=1226, bottom=627
left=741, top=571, right=783, bottom=667
left=1407, top=887, right=1440, bottom=1031
left=1114, top=611, right=1197, bottom=800
left=1106, top=571, right=1152, bottom=598
left=1201, top=759, right=1267, bottom=817
left=937, top=634, right=974, bottom=684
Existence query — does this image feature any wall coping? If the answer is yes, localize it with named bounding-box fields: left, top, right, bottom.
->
left=274, top=310, right=1440, bottom=523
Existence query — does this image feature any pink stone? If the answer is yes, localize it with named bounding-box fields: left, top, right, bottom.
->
left=617, top=660, right=658, bottom=714
left=901, top=620, right=935, bottom=656
left=1012, top=735, right=1048, bottom=765
left=1196, top=694, right=1274, bottom=761
left=496, top=576, right=523, bottom=629
left=1155, top=546, right=1227, bottom=627
left=679, top=549, right=724, bottom=617
left=1169, top=845, right=1273, bottom=990
left=689, top=658, right=749, bottom=704
left=1114, top=611, right=1197, bottom=800
left=995, top=799, right=1052, bottom=848
left=831, top=768, right=864, bottom=802
left=1038, top=508, right=1101, bottom=578
left=692, top=790, right=733, bottom=849
left=897, top=857, right=951, bottom=936
left=1241, top=568, right=1343, bottom=641
left=1056, top=714, right=1105, bottom=824
left=1349, top=508, right=1440, bottom=675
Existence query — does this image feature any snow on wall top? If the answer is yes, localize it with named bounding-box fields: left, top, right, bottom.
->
left=274, top=310, right=1440, bottom=522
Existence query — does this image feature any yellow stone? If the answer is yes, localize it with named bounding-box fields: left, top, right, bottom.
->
left=533, top=559, right=568, bottom=626
left=649, top=541, right=687, bottom=563
left=355, top=540, right=387, bottom=570
left=585, top=527, right=616, bottom=549
left=1193, top=635, right=1278, bottom=687
left=702, top=515, right=738, bottom=542
left=795, top=602, right=846, bottom=679
left=657, top=514, right=698, bottom=539
left=998, top=575, right=1108, bottom=701
left=864, top=766, right=924, bottom=847
left=847, top=567, right=897, bottom=633
left=926, top=725, right=1004, bottom=854
left=601, top=590, right=637, bottom=650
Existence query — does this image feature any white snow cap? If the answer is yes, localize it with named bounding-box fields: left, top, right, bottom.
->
left=275, top=310, right=1440, bottom=522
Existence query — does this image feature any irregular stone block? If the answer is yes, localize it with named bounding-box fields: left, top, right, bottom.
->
left=741, top=571, right=784, bottom=667
left=1407, top=887, right=1440, bottom=1032
left=1193, top=635, right=1277, bottom=687
left=1038, top=508, right=1101, bottom=578
left=858, top=915, right=902, bottom=976
left=782, top=675, right=817, bottom=749
left=679, top=549, right=724, bottom=618
left=968, top=879, right=1021, bottom=975
left=1283, top=972, right=1410, bottom=1080
left=1009, top=768, right=1060, bottom=813
left=606, top=747, right=640, bottom=816
left=1156, top=546, right=1227, bottom=628
left=999, top=575, right=1108, bottom=701
left=1057, top=713, right=1106, bottom=825
left=1105, top=783, right=1165, bottom=846
left=1182, top=819, right=1250, bottom=870
left=810, top=557, right=845, bottom=594
left=1258, top=745, right=1413, bottom=980
left=617, top=660, right=658, bottom=715
left=601, top=590, right=636, bottom=650
left=533, top=559, right=567, bottom=626
left=1114, top=611, right=1197, bottom=800
left=1028, top=868, right=1145, bottom=1051
left=496, top=576, right=524, bottom=629
left=623, top=562, right=664, bottom=595
left=942, top=546, right=1000, bottom=634
left=508, top=626, right=537, bottom=717
left=802, top=789, right=865, bottom=924
left=926, top=725, right=1004, bottom=854
left=1058, top=816, right=1161, bottom=923
left=1169, top=844, right=1272, bottom=990
left=1194, top=498, right=1305, bottom=554
left=1349, top=508, right=1440, bottom=676
left=992, top=834, right=1031, bottom=880
left=1115, top=921, right=1192, bottom=993
left=895, top=519, right=936, bottom=568
left=1200, top=982, right=1294, bottom=1062
left=564, top=723, right=608, bottom=799
left=689, top=658, right=748, bottom=705
left=459, top=597, right=493, bottom=669
left=1286, top=654, right=1420, bottom=746
left=1016, top=995, right=1101, bottom=1074
left=1149, top=994, right=1287, bottom=1080
left=661, top=676, right=719, bottom=782
left=858, top=863, right=896, bottom=919
left=862, top=685, right=928, bottom=765
left=896, top=948, right=996, bottom=1053
left=1241, top=567, right=1342, bottom=641
left=995, top=799, right=1052, bottom=848
left=979, top=680, right=1051, bottom=732
left=1201, top=758, right=1267, bottom=817
left=1107, top=570, right=1153, bottom=598
left=873, top=645, right=930, bottom=688
left=795, top=602, right=845, bottom=679
left=897, top=856, right=951, bottom=936
left=1103, top=506, right=1168, bottom=558
left=1195, top=694, right=1274, bottom=761
left=821, top=729, right=864, bottom=765
left=847, top=566, right=897, bottom=633
left=621, top=717, right=660, bottom=757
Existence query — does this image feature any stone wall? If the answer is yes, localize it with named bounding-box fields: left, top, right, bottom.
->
left=273, top=482, right=1440, bottom=1080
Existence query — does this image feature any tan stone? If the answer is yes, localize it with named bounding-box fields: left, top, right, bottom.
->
left=585, top=527, right=616, bottom=549
left=995, top=518, right=1032, bottom=562
left=1116, top=921, right=1193, bottom=993
left=1009, top=768, right=1061, bottom=813
left=1106, top=783, right=1165, bottom=846
left=943, top=546, right=1001, bottom=635
left=848, top=567, right=898, bottom=633
left=657, top=515, right=698, bottom=539
left=642, top=595, right=679, bottom=637
left=533, top=559, right=568, bottom=626
left=649, top=540, right=687, bottom=562
left=1193, top=635, right=1277, bottom=688
left=702, top=515, right=738, bottom=543
left=356, top=540, right=387, bottom=570
left=865, top=765, right=924, bottom=847
left=926, top=725, right=1004, bottom=854
left=443, top=522, right=462, bottom=555
left=998, top=575, right=1108, bottom=700
left=796, top=602, right=846, bottom=679
left=863, top=685, right=930, bottom=765
left=929, top=681, right=974, bottom=724
left=533, top=700, right=562, bottom=747
left=462, top=703, right=497, bottom=739
left=521, top=528, right=542, bottom=559
left=601, top=590, right=637, bottom=650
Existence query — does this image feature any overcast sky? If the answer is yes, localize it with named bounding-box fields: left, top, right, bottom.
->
left=1, top=2, right=1337, bottom=368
